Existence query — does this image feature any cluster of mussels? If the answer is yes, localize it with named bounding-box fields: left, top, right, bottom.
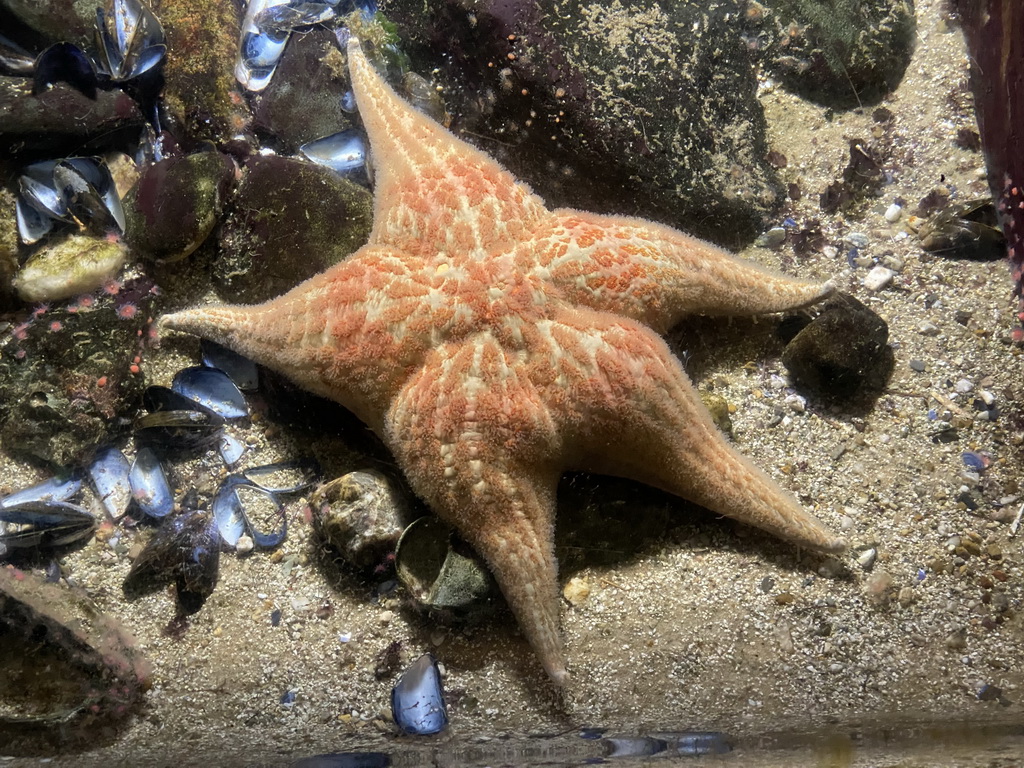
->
left=1, top=338, right=319, bottom=619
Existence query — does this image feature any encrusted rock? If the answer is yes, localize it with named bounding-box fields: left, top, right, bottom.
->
left=311, top=470, right=409, bottom=572
left=13, top=235, right=128, bottom=303
left=215, top=155, right=373, bottom=303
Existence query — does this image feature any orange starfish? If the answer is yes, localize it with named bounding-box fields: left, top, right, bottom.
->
left=161, top=38, right=845, bottom=685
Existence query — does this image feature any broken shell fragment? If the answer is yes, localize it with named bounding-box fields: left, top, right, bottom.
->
left=395, top=517, right=498, bottom=614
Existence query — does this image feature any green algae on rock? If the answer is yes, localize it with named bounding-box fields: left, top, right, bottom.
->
left=154, top=0, right=246, bottom=144
left=215, top=155, right=373, bottom=304
left=384, top=0, right=784, bottom=247
left=754, top=0, right=916, bottom=108
left=13, top=235, right=128, bottom=303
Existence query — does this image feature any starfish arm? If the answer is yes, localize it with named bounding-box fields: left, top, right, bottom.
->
left=347, top=38, right=549, bottom=259
left=386, top=335, right=569, bottom=684
left=159, top=247, right=444, bottom=432
left=527, top=306, right=846, bottom=553
left=531, top=210, right=833, bottom=333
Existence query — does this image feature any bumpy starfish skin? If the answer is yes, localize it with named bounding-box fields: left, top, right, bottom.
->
left=162, top=39, right=845, bottom=685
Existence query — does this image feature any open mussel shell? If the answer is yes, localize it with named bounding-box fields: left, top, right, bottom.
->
left=243, top=459, right=320, bottom=494
left=172, top=366, right=249, bottom=419
left=33, top=42, right=99, bottom=99
left=213, top=474, right=289, bottom=549
left=0, top=565, right=150, bottom=737
left=299, top=129, right=369, bottom=183
left=395, top=517, right=497, bottom=615
left=0, top=474, right=82, bottom=510
left=390, top=653, right=448, bottom=736
left=127, top=446, right=173, bottom=519
left=87, top=445, right=132, bottom=518
left=123, top=509, right=219, bottom=614
left=94, top=0, right=166, bottom=82
left=236, top=0, right=292, bottom=92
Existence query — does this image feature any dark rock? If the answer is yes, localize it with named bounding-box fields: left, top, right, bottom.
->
left=0, top=187, right=17, bottom=310
left=253, top=28, right=357, bottom=152
left=0, top=272, right=158, bottom=468
left=753, top=0, right=916, bottom=108
left=215, top=155, right=373, bottom=304
left=0, top=78, right=145, bottom=159
left=0, top=0, right=96, bottom=49
left=384, top=0, right=783, bottom=247
left=124, top=151, right=237, bottom=262
left=0, top=564, right=150, bottom=754
left=780, top=292, right=893, bottom=403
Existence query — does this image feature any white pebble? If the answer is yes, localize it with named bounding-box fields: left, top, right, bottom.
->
left=955, top=378, right=974, bottom=394
left=918, top=321, right=941, bottom=336
left=784, top=394, right=806, bottom=413
left=857, top=548, right=877, bottom=570
left=864, top=266, right=894, bottom=291
left=236, top=535, right=255, bottom=555
left=884, top=203, right=903, bottom=222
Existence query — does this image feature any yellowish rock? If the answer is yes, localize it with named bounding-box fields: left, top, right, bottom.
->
left=14, top=234, right=127, bottom=302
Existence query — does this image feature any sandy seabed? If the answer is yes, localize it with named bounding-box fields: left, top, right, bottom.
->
left=2, top=1, right=1024, bottom=765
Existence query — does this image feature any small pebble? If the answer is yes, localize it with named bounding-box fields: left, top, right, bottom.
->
left=846, top=232, right=869, bottom=248
left=757, top=227, right=787, bottom=248
left=918, top=321, right=940, bottom=336
left=954, top=379, right=974, bottom=394
left=908, top=359, right=926, bottom=372
left=884, top=203, right=903, bottom=222
left=784, top=394, right=806, bottom=413
left=236, top=534, right=255, bottom=555
left=378, top=610, right=394, bottom=625
left=856, top=548, right=877, bottom=570
left=864, top=265, right=894, bottom=291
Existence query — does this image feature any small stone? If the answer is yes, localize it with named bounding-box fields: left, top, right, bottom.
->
left=757, top=227, right=787, bottom=248
left=897, top=586, right=915, bottom=608
left=954, top=379, right=974, bottom=394
left=945, top=627, right=967, bottom=650
left=846, top=232, right=869, bottom=248
left=784, top=394, right=806, bottom=413
left=884, top=203, right=903, bottom=222
left=908, top=359, right=926, bottom=372
left=863, top=265, right=894, bottom=291
left=864, top=570, right=893, bottom=604
left=918, top=322, right=941, bottom=336
left=774, top=592, right=797, bottom=605
left=378, top=610, right=394, bottom=625
left=954, top=309, right=973, bottom=325
left=563, top=575, right=591, bottom=606
left=235, top=534, right=255, bottom=556
left=856, top=548, right=877, bottom=570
